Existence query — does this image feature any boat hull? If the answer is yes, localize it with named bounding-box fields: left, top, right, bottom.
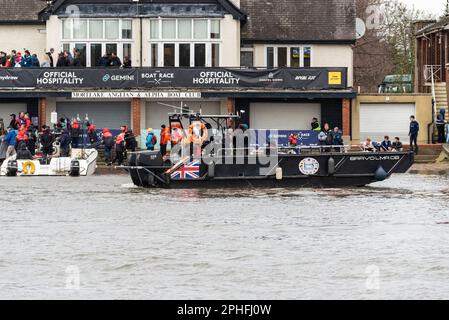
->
left=0, top=149, right=98, bottom=177
left=127, top=151, right=414, bottom=189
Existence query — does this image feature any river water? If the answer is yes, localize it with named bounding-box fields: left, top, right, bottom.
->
left=0, top=173, right=449, bottom=300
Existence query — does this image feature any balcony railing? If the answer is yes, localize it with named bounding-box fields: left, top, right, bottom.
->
left=424, top=65, right=443, bottom=83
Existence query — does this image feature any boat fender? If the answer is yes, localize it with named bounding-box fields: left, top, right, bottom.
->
left=6, top=160, right=18, bottom=176
left=375, top=165, right=388, bottom=181
left=70, top=160, right=80, bottom=177
left=208, top=163, right=215, bottom=178
left=276, top=167, right=283, bottom=180
left=328, top=157, right=335, bottom=175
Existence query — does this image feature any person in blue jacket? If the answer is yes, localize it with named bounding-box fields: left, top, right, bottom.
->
left=20, top=50, right=33, bottom=68
left=4, top=126, right=17, bottom=158
left=145, top=128, right=157, bottom=151
left=409, top=115, right=420, bottom=154
left=381, top=136, right=392, bottom=152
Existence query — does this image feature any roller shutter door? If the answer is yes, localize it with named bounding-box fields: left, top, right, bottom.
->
left=0, top=103, right=26, bottom=128
left=145, top=101, right=220, bottom=129
left=56, top=102, right=131, bottom=129
left=360, top=103, right=415, bottom=142
left=250, top=103, right=321, bottom=130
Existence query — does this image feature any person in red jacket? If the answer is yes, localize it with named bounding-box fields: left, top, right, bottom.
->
left=160, top=124, right=171, bottom=156
left=24, top=113, right=32, bottom=129
left=102, top=128, right=114, bottom=165
left=15, top=126, right=29, bottom=150
left=112, top=132, right=126, bottom=165
left=288, top=133, right=298, bottom=147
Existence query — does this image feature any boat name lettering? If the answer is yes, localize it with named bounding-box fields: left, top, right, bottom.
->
left=350, top=156, right=401, bottom=161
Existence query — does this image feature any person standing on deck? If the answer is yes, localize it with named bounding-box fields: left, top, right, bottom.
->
left=436, top=109, right=446, bottom=144
left=40, top=126, right=54, bottom=164
left=102, top=128, right=114, bottom=165
left=409, top=115, right=420, bottom=155
left=112, top=132, right=126, bottom=166
left=146, top=128, right=156, bottom=151
left=59, top=129, right=72, bottom=157
left=160, top=124, right=171, bottom=157
left=311, top=118, right=321, bottom=131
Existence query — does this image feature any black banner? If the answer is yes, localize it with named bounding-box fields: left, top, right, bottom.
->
left=0, top=67, right=347, bottom=90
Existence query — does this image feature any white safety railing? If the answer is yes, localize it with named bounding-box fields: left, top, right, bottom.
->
left=424, top=65, right=442, bottom=83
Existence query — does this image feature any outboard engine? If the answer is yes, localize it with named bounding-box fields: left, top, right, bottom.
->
left=70, top=160, right=80, bottom=177
left=6, top=160, right=18, bottom=176
left=128, top=151, right=165, bottom=187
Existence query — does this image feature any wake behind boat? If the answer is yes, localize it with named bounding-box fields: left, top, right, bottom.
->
left=122, top=113, right=414, bottom=188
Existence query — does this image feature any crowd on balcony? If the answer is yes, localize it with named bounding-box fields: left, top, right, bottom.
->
left=0, top=49, right=131, bottom=68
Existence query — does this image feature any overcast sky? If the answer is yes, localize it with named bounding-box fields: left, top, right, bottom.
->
left=400, top=0, right=445, bottom=16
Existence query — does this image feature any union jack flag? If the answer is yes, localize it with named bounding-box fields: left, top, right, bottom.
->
left=171, top=160, right=201, bottom=180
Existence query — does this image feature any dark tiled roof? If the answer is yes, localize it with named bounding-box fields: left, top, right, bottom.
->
left=0, top=0, right=47, bottom=23
left=416, top=16, right=449, bottom=35
left=240, top=0, right=356, bottom=43
left=44, top=0, right=245, bottom=20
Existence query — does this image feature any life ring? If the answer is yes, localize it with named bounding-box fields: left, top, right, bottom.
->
left=186, top=122, right=208, bottom=145
left=22, top=161, right=36, bottom=175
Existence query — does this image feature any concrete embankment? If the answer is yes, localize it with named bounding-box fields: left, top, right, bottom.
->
left=408, top=162, right=449, bottom=175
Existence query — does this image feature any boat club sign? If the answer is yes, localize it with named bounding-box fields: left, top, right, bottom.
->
left=0, top=67, right=347, bottom=90
left=71, top=91, right=202, bottom=99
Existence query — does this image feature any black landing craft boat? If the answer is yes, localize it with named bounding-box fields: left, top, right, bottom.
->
left=122, top=113, right=414, bottom=188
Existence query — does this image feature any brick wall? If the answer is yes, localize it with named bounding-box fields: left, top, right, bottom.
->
left=342, top=98, right=350, bottom=136
left=38, top=97, right=46, bottom=128
left=131, top=98, right=141, bottom=135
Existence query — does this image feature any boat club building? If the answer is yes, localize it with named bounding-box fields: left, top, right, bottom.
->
left=0, top=0, right=356, bottom=144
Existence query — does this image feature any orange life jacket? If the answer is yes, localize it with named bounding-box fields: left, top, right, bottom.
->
left=103, top=131, right=113, bottom=138
left=116, top=133, right=125, bottom=145
left=160, top=128, right=171, bottom=145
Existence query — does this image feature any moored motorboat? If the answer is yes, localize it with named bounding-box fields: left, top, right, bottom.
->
left=0, top=148, right=98, bottom=177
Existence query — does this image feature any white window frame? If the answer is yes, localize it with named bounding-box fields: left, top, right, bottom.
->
left=264, top=45, right=313, bottom=68
left=61, top=42, right=133, bottom=67
left=60, top=18, right=134, bottom=67
left=148, top=18, right=221, bottom=67
left=61, top=18, right=133, bottom=41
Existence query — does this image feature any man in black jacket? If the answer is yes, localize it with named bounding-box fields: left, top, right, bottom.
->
left=40, top=127, right=54, bottom=164
left=97, top=54, right=110, bottom=67
left=0, top=51, right=7, bottom=67
left=409, top=115, right=420, bottom=154
left=27, top=127, right=37, bottom=156
left=59, top=129, right=72, bottom=157
left=46, top=48, right=55, bottom=67
left=109, top=52, right=122, bottom=68
left=436, top=109, right=446, bottom=143
left=16, top=142, right=33, bottom=160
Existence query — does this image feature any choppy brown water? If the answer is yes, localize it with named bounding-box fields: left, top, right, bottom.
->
left=1, top=174, right=449, bottom=299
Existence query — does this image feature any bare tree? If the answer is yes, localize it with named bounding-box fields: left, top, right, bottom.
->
left=354, top=0, right=434, bottom=93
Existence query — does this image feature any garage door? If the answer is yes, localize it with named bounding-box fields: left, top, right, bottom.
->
left=250, top=103, right=321, bottom=130
left=145, top=101, right=220, bottom=129
left=0, top=103, right=26, bottom=129
left=360, top=103, right=415, bottom=142
left=57, top=102, right=131, bottom=129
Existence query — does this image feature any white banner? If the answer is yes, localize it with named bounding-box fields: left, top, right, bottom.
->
left=71, top=91, right=202, bottom=99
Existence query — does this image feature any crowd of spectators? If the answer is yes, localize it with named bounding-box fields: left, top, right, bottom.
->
left=0, top=48, right=131, bottom=68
